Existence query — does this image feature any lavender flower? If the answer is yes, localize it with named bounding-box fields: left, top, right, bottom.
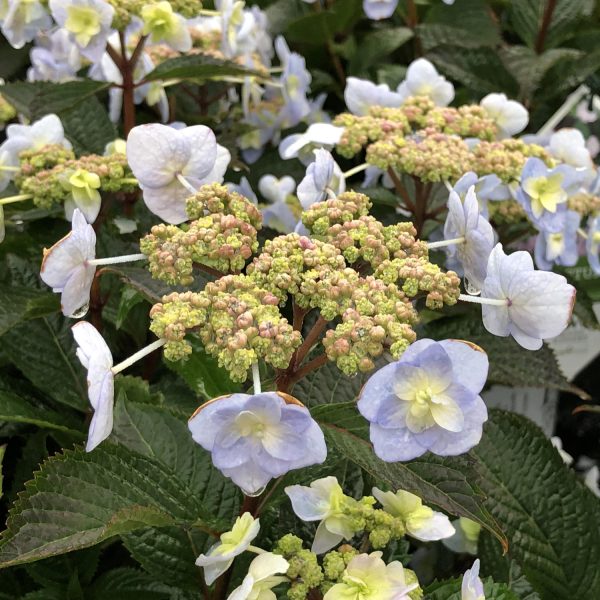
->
left=362, top=0, right=399, bottom=20
left=451, top=171, right=508, bottom=218
left=397, top=58, right=454, bottom=107
left=1, top=0, right=52, bottom=49
left=357, top=339, right=489, bottom=461
left=72, top=321, right=114, bottom=451
left=296, top=149, right=345, bottom=209
left=481, top=244, right=576, bottom=350
left=188, top=392, right=327, bottom=496
left=276, top=36, right=311, bottom=124
left=516, top=157, right=583, bottom=232
left=40, top=209, right=96, bottom=318
left=534, top=210, right=580, bottom=270
left=442, top=186, right=495, bottom=290
left=258, top=175, right=297, bottom=233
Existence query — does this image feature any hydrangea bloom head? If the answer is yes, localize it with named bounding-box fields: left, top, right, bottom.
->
left=372, top=488, right=455, bottom=542
left=195, top=512, right=260, bottom=585
left=72, top=321, right=114, bottom=451
left=323, top=551, right=416, bottom=600
left=285, top=476, right=359, bottom=554
left=126, top=123, right=220, bottom=223
left=481, top=244, right=576, bottom=350
left=397, top=58, right=454, bottom=106
left=461, top=559, right=485, bottom=600
left=296, top=149, right=345, bottom=209
left=480, top=93, right=528, bottom=138
left=344, top=77, right=404, bottom=116
left=357, top=339, right=489, bottom=461
left=443, top=186, right=495, bottom=290
left=534, top=210, right=580, bottom=270
left=40, top=209, right=96, bottom=317
left=228, top=552, right=289, bottom=600
left=189, top=392, right=327, bottom=495
left=49, top=0, right=115, bottom=62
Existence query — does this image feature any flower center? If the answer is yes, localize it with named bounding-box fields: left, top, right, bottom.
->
left=65, top=6, right=101, bottom=47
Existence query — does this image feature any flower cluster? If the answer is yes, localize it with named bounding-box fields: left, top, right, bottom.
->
left=140, top=183, right=262, bottom=284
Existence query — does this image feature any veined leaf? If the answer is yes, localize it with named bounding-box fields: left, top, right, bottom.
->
left=0, top=445, right=5, bottom=499
left=0, top=286, right=59, bottom=337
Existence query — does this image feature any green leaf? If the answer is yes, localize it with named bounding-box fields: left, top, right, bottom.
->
left=59, top=95, right=117, bottom=155
left=89, top=567, right=174, bottom=600
left=144, top=54, right=263, bottom=82
left=0, top=286, right=60, bottom=337
left=116, top=288, right=147, bottom=330
left=0, top=80, right=110, bottom=120
left=0, top=444, right=208, bottom=568
left=472, top=410, right=600, bottom=600
left=164, top=334, right=241, bottom=401
left=348, top=28, right=413, bottom=75
left=428, top=46, right=519, bottom=97
left=111, top=394, right=239, bottom=523
left=311, top=401, right=506, bottom=549
left=0, top=388, right=83, bottom=434
left=423, top=314, right=590, bottom=399
left=1, top=316, right=88, bottom=411
left=425, top=577, right=520, bottom=600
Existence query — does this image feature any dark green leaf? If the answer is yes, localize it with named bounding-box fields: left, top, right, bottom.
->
left=0, top=286, right=60, bottom=337
left=0, top=445, right=5, bottom=499
left=89, top=567, right=174, bottom=600
left=472, top=410, right=600, bottom=600
left=348, top=28, right=413, bottom=75
left=144, top=54, right=263, bottom=82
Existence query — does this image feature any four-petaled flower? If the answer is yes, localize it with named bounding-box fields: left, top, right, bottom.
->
left=40, top=208, right=96, bottom=318
left=72, top=321, right=114, bottom=451
left=481, top=243, right=576, bottom=350
left=372, top=488, right=455, bottom=541
left=323, top=551, right=416, bottom=600
left=357, top=339, right=489, bottom=461
left=397, top=58, right=454, bottom=107
left=196, top=512, right=260, bottom=585
left=479, top=93, right=528, bottom=138
left=126, top=123, right=223, bottom=224
left=60, top=168, right=102, bottom=223
left=344, top=77, right=404, bottom=116
left=227, top=552, right=289, bottom=600
left=141, top=1, right=192, bottom=52
left=296, top=148, right=345, bottom=209
left=534, top=210, right=580, bottom=271
left=188, top=392, right=327, bottom=496
left=285, top=476, right=359, bottom=554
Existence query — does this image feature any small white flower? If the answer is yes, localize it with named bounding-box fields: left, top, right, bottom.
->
left=480, top=93, right=528, bottom=138
left=344, top=77, right=404, bottom=116
left=1, top=0, right=52, bottom=49
left=549, top=128, right=593, bottom=169
left=126, top=123, right=221, bottom=224
left=196, top=513, right=260, bottom=585
left=72, top=321, right=114, bottom=451
left=49, top=0, right=115, bottom=62
left=397, top=58, right=454, bottom=106
left=443, top=517, right=481, bottom=555
left=227, top=552, right=289, bottom=600
left=296, top=149, right=345, bottom=210
left=285, top=476, right=358, bottom=554
left=279, top=123, right=344, bottom=163
left=372, top=488, right=455, bottom=542
left=141, top=1, right=192, bottom=52
left=40, top=209, right=96, bottom=318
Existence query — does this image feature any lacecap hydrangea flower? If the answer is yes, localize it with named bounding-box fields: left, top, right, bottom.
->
left=443, top=517, right=481, bottom=555
left=344, top=77, right=403, bottom=116
left=141, top=1, right=192, bottom=52
left=188, top=392, right=327, bottom=496
left=372, top=488, right=455, bottom=541
left=71, top=321, right=114, bottom=452
left=195, top=512, right=260, bottom=585
left=323, top=551, right=416, bottom=600
left=397, top=58, right=454, bottom=106
left=279, top=123, right=344, bottom=163
left=480, top=244, right=576, bottom=350
left=285, top=476, right=357, bottom=554
left=549, top=128, right=593, bottom=170
left=126, top=123, right=229, bottom=223
left=461, top=559, right=485, bottom=600
left=357, top=339, right=489, bottom=461
left=442, top=186, right=495, bottom=290
left=40, top=209, right=96, bottom=318
left=227, top=552, right=289, bottom=600
left=450, top=171, right=507, bottom=219
left=0, top=0, right=52, bottom=49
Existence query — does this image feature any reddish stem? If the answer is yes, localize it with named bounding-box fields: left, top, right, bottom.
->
left=387, top=168, right=417, bottom=214
left=535, top=0, right=557, bottom=54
